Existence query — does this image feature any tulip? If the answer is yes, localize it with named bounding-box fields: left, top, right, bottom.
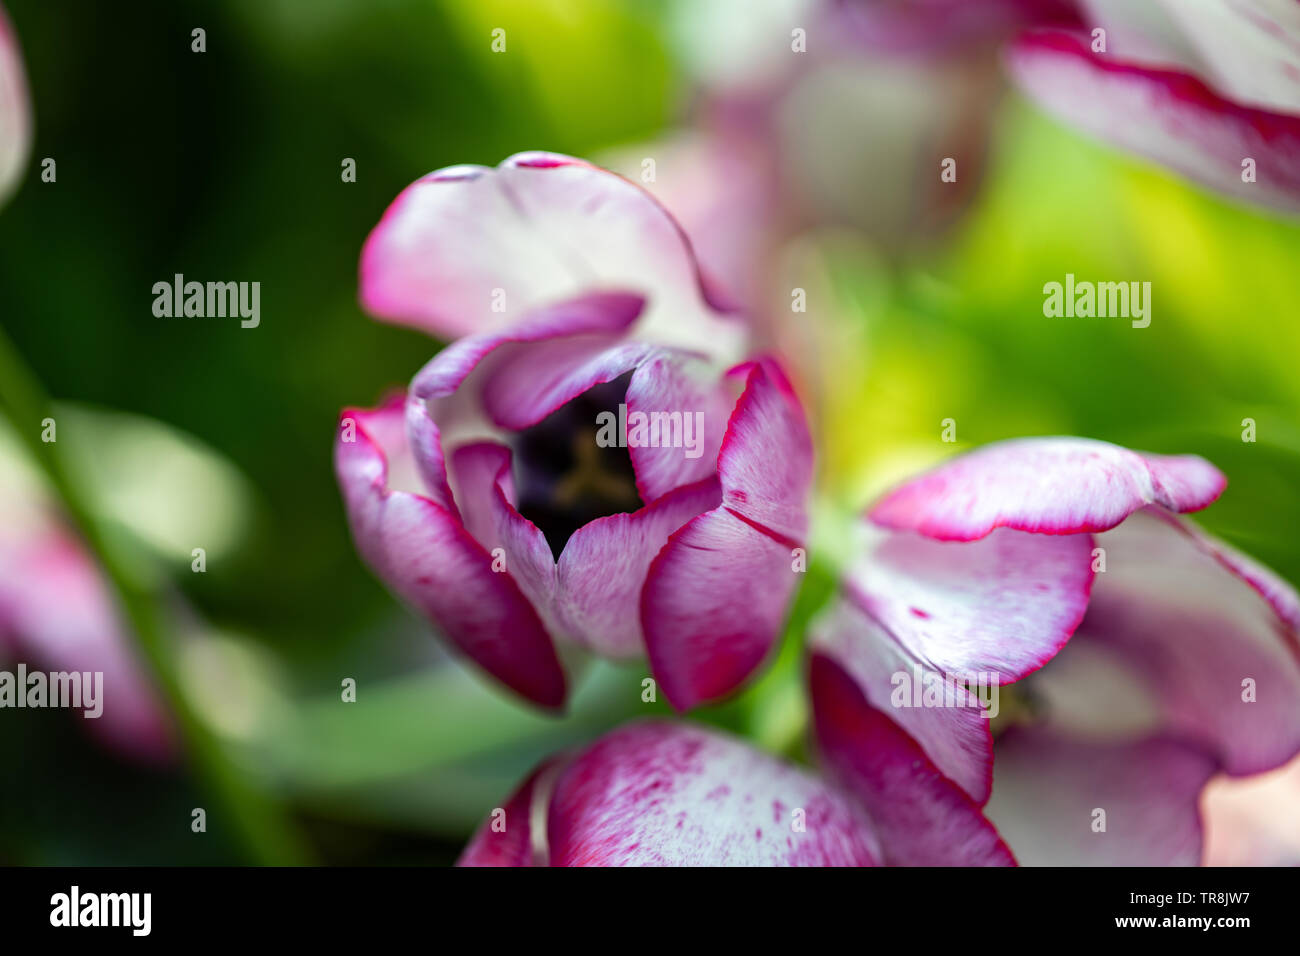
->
left=810, top=437, right=1300, bottom=864
left=339, top=153, right=813, bottom=711
left=458, top=718, right=1013, bottom=866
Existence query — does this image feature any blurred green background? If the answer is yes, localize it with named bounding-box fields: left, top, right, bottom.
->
left=0, top=0, right=1296, bottom=864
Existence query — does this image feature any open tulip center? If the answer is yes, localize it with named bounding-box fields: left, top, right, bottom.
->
left=512, top=374, right=641, bottom=559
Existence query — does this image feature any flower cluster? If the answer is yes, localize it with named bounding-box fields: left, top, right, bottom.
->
left=340, top=147, right=1300, bottom=865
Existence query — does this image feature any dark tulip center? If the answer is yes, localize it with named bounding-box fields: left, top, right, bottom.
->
left=512, top=373, right=641, bottom=560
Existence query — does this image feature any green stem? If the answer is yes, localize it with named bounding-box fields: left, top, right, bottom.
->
left=0, top=322, right=309, bottom=865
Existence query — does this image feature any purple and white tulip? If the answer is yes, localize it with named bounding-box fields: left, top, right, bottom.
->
left=457, top=717, right=1015, bottom=866
left=810, top=436, right=1300, bottom=865
left=338, top=154, right=813, bottom=711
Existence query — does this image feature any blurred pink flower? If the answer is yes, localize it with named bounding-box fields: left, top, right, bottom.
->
left=810, top=437, right=1300, bottom=865
left=339, top=153, right=812, bottom=711
left=963, top=0, right=1300, bottom=213
left=458, top=718, right=1012, bottom=866
left=1201, top=751, right=1300, bottom=866
left=0, top=1, right=32, bottom=204
left=602, top=0, right=1080, bottom=414
left=0, top=464, right=175, bottom=763
left=616, top=0, right=1035, bottom=314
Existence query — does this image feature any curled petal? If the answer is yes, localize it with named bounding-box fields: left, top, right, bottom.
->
left=1008, top=29, right=1300, bottom=214
left=844, top=523, right=1095, bottom=684
left=411, top=291, right=732, bottom=504
left=987, top=728, right=1217, bottom=866
left=359, top=151, right=742, bottom=357
left=546, top=721, right=882, bottom=866
left=623, top=353, right=732, bottom=502
left=410, top=291, right=646, bottom=403
left=481, top=339, right=662, bottom=431
left=810, top=653, right=1015, bottom=866
left=869, top=436, right=1224, bottom=541
left=335, top=398, right=565, bottom=708
left=556, top=478, right=721, bottom=658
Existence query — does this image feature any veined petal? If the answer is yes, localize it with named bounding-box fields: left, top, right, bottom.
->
left=643, top=509, right=800, bottom=711
left=717, top=360, right=813, bottom=544
left=1075, top=0, right=1209, bottom=70
left=869, top=436, right=1224, bottom=541
left=546, top=721, right=881, bottom=866
left=335, top=398, right=565, bottom=708
left=987, top=728, right=1217, bottom=866
left=641, top=360, right=812, bottom=710
left=1008, top=29, right=1300, bottom=214
left=809, top=653, right=1015, bottom=866
left=1149, top=0, right=1300, bottom=114
left=359, top=151, right=743, bottom=358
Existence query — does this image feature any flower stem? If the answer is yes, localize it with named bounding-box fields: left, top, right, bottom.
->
left=0, top=322, right=309, bottom=865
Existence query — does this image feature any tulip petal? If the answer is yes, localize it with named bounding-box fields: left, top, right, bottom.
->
left=844, top=523, right=1095, bottom=685
left=556, top=477, right=720, bottom=658
left=546, top=721, right=881, bottom=866
left=410, top=291, right=646, bottom=403
left=1008, top=29, right=1300, bottom=214
left=359, top=151, right=742, bottom=357
left=335, top=398, right=565, bottom=708
left=810, top=596, right=993, bottom=804
left=717, top=360, right=813, bottom=544
left=622, top=353, right=732, bottom=502
left=457, top=760, right=558, bottom=867
left=809, top=653, right=1015, bottom=866
left=1148, top=0, right=1300, bottom=114
left=1079, top=508, right=1300, bottom=776
left=987, top=727, right=1217, bottom=866
left=643, top=509, right=798, bottom=711
left=641, top=362, right=811, bottom=710
left=480, top=339, right=663, bottom=432
left=1075, top=0, right=1207, bottom=69
left=869, top=437, right=1224, bottom=541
